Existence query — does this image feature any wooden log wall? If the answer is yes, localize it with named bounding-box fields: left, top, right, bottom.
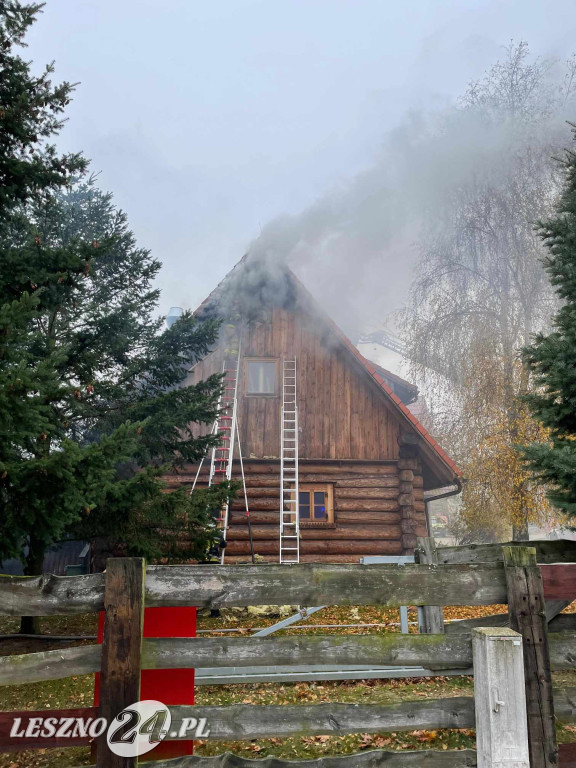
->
left=168, top=459, right=429, bottom=562
left=397, top=442, right=427, bottom=553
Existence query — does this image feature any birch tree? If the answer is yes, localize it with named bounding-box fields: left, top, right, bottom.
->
left=404, top=42, right=575, bottom=540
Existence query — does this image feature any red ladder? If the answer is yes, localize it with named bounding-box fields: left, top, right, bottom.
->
left=208, top=357, right=240, bottom=532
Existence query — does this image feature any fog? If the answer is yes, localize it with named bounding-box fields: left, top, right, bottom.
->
left=27, top=0, right=576, bottom=334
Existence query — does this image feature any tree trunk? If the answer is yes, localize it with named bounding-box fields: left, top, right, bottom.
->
left=19, top=535, right=46, bottom=635
left=513, top=517, right=530, bottom=541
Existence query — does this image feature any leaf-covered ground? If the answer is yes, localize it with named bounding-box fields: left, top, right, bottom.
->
left=0, top=605, right=574, bottom=766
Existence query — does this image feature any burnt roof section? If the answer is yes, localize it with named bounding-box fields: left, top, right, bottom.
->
left=195, top=253, right=298, bottom=323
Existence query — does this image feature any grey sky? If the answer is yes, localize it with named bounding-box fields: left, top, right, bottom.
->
left=27, top=1, right=576, bottom=318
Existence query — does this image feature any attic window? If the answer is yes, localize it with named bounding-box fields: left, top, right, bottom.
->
left=246, top=359, right=276, bottom=395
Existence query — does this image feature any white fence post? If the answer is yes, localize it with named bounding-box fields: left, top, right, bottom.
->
left=472, top=627, right=530, bottom=768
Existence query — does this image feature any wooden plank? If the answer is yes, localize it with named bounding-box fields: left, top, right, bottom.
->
left=229, top=511, right=281, bottom=525
left=335, top=488, right=399, bottom=500
left=0, top=572, right=105, bottom=616
left=341, top=362, right=352, bottom=460
left=230, top=499, right=285, bottom=511
left=472, top=627, right=529, bottom=766
left=435, top=540, right=576, bottom=566
left=446, top=613, right=509, bottom=635
left=0, top=706, right=98, bottom=752
left=158, top=699, right=475, bottom=740
left=0, top=631, right=486, bottom=686
left=0, top=561, right=508, bottom=615
left=143, top=633, right=472, bottom=672
left=145, top=562, right=507, bottom=609
left=242, top=487, right=281, bottom=498
left=334, top=511, right=401, bottom=525
left=503, top=546, right=558, bottom=768
left=336, top=510, right=402, bottom=523
left=334, top=499, right=401, bottom=511
left=231, top=500, right=398, bottom=512
left=229, top=526, right=402, bottom=541
left=276, top=463, right=400, bottom=475
left=0, top=644, right=103, bottom=685
left=283, top=474, right=400, bottom=486
left=546, top=600, right=573, bottom=622
left=230, top=508, right=401, bottom=524
left=298, top=552, right=402, bottom=562
left=334, top=477, right=400, bottom=488
left=541, top=564, right=576, bottom=600
left=227, top=553, right=405, bottom=563
left=552, top=686, right=576, bottom=724
left=549, top=632, right=576, bottom=669
left=416, top=538, right=445, bottom=634
left=142, top=751, right=478, bottom=767
left=334, top=350, right=347, bottom=460
left=447, top=609, right=575, bottom=635
left=559, top=744, right=576, bottom=768
left=227, top=540, right=406, bottom=556
left=550, top=614, right=576, bottom=632
left=96, top=558, right=145, bottom=768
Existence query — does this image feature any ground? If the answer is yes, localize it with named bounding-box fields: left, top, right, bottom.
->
left=0, top=605, right=574, bottom=766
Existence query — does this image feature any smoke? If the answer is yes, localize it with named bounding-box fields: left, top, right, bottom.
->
left=245, top=44, right=576, bottom=341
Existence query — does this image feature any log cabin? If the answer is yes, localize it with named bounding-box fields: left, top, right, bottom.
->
left=166, top=255, right=461, bottom=563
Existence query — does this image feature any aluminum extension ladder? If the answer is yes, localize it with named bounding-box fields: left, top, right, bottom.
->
left=279, top=358, right=300, bottom=563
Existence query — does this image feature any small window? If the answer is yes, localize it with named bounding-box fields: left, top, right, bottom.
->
left=246, top=359, right=276, bottom=395
left=299, top=484, right=334, bottom=524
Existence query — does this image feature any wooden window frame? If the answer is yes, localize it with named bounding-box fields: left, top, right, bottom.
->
left=299, top=483, right=335, bottom=527
left=244, top=358, right=278, bottom=397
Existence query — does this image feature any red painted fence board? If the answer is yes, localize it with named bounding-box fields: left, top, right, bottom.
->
left=0, top=707, right=97, bottom=752
left=541, top=564, right=576, bottom=600
left=140, top=606, right=196, bottom=760
left=560, top=743, right=576, bottom=767
left=94, top=606, right=196, bottom=760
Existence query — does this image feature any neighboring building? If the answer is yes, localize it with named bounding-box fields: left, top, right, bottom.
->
left=0, top=540, right=90, bottom=576
left=166, top=255, right=460, bottom=563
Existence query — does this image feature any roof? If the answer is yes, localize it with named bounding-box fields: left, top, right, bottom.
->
left=365, top=360, right=418, bottom=405
left=357, top=352, right=461, bottom=479
left=195, top=255, right=461, bottom=486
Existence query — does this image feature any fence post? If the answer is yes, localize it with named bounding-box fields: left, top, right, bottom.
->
left=502, top=546, right=558, bottom=768
left=96, top=558, right=145, bottom=768
left=415, top=537, right=445, bottom=633
left=472, top=627, right=529, bottom=767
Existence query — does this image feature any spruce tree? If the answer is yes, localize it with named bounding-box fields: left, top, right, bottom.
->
left=522, top=127, right=576, bottom=516
left=0, top=3, right=233, bottom=614
left=1, top=178, right=230, bottom=575
left=0, top=0, right=92, bottom=579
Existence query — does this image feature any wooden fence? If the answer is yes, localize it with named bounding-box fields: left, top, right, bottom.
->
left=0, top=545, right=575, bottom=767
left=416, top=537, right=576, bottom=768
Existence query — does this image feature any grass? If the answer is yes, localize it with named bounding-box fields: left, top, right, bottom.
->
left=0, top=605, right=574, bottom=766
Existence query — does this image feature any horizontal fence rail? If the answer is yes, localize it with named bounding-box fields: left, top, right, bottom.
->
left=152, top=700, right=476, bottom=740
left=4, top=632, right=576, bottom=687
left=132, top=751, right=480, bottom=768
left=11, top=685, right=576, bottom=751
left=446, top=611, right=576, bottom=635
left=0, top=562, right=509, bottom=616
left=426, top=538, right=576, bottom=566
